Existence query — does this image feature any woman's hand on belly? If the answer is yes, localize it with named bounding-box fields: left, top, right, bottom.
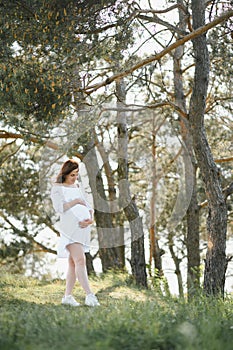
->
left=79, top=218, right=93, bottom=228
left=76, top=199, right=87, bottom=206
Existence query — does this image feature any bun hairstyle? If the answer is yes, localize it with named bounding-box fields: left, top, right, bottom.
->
left=56, top=159, right=79, bottom=183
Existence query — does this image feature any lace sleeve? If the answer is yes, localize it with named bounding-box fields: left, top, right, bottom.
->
left=50, top=186, right=65, bottom=214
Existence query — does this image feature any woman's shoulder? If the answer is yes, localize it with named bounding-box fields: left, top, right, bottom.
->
left=51, top=183, right=79, bottom=190
left=51, top=183, right=62, bottom=194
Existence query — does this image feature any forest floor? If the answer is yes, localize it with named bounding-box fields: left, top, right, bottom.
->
left=0, top=271, right=233, bottom=350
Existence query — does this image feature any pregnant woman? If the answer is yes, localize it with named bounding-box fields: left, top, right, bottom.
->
left=50, top=159, right=100, bottom=307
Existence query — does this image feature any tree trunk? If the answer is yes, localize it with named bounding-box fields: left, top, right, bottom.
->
left=173, top=0, right=200, bottom=298
left=189, top=0, right=228, bottom=296
left=186, top=164, right=200, bottom=296
left=82, top=133, right=122, bottom=272
left=116, top=79, right=147, bottom=287
left=85, top=252, right=95, bottom=275
left=149, top=116, right=163, bottom=277
left=168, top=232, right=184, bottom=297
left=95, top=133, right=125, bottom=269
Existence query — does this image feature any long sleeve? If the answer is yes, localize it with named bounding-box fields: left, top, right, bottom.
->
left=50, top=186, right=65, bottom=214
left=79, top=187, right=93, bottom=211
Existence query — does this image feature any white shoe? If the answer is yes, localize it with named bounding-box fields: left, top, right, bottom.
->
left=85, top=293, right=100, bottom=307
left=62, top=295, right=80, bottom=306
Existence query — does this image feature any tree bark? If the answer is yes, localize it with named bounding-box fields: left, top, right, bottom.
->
left=189, top=0, right=228, bottom=296
left=116, top=79, right=147, bottom=287
left=185, top=163, right=200, bottom=296
left=173, top=0, right=200, bottom=297
left=95, top=132, right=125, bottom=269
left=168, top=232, right=184, bottom=298
left=85, top=252, right=95, bottom=275
left=82, top=133, right=122, bottom=272
left=149, top=116, right=163, bottom=277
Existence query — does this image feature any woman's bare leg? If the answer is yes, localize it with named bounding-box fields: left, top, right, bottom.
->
left=65, top=256, right=76, bottom=296
left=66, top=243, right=92, bottom=295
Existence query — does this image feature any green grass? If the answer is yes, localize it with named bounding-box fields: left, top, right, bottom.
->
left=0, top=271, right=233, bottom=350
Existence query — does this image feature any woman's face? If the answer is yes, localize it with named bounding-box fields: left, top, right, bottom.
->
left=64, top=168, right=79, bottom=185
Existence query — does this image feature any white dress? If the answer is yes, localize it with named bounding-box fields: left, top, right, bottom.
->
left=50, top=184, right=93, bottom=257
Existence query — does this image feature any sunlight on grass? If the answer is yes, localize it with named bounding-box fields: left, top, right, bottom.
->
left=1, top=271, right=233, bottom=350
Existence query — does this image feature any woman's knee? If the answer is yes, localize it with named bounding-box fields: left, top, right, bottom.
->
left=73, top=254, right=86, bottom=266
left=68, top=256, right=75, bottom=268
left=67, top=243, right=86, bottom=266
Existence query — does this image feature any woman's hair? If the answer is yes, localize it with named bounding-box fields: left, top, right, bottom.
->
left=56, top=159, right=79, bottom=183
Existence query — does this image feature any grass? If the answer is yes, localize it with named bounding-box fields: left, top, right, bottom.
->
left=0, top=271, right=233, bottom=350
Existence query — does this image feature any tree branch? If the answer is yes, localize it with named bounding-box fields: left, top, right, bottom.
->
left=137, top=14, right=187, bottom=36
left=98, top=101, right=187, bottom=118
left=224, top=182, right=233, bottom=199
left=13, top=0, right=36, bottom=17
left=214, top=157, right=233, bottom=163
left=199, top=182, right=233, bottom=208
left=0, top=211, right=56, bottom=255
left=0, top=130, right=83, bottom=159
left=0, top=140, right=23, bottom=165
left=0, top=130, right=57, bottom=149
left=81, top=9, right=233, bottom=94
left=138, top=4, right=187, bottom=15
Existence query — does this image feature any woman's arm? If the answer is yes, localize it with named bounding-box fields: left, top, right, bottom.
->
left=51, top=186, right=88, bottom=213
left=63, top=198, right=87, bottom=212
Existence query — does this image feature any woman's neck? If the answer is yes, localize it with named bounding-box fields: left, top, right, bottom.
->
left=55, top=182, right=77, bottom=187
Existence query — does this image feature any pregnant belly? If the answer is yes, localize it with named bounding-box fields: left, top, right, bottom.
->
left=70, top=204, right=91, bottom=221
